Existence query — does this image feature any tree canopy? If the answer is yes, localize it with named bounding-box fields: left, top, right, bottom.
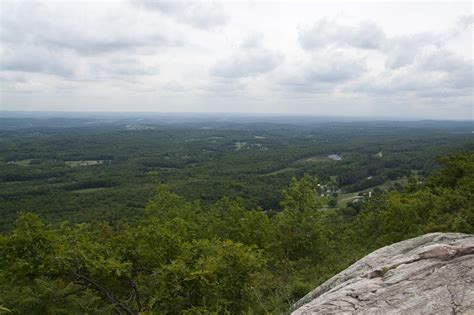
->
left=1, top=153, right=473, bottom=314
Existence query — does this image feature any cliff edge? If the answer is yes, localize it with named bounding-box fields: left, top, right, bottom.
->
left=292, top=232, right=474, bottom=314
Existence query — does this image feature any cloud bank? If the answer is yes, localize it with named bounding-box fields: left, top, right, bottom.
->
left=0, top=1, right=472, bottom=119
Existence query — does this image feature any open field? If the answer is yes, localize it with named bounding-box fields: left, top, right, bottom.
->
left=336, top=177, right=410, bottom=207
left=65, top=160, right=106, bottom=167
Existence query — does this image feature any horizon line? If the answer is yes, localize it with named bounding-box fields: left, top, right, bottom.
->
left=1, top=110, right=473, bottom=122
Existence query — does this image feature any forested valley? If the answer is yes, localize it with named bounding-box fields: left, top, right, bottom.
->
left=0, top=116, right=473, bottom=313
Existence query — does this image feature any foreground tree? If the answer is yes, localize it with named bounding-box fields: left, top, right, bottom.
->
left=1, top=153, right=472, bottom=313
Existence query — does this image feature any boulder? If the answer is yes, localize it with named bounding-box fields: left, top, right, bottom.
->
left=292, top=233, right=474, bottom=314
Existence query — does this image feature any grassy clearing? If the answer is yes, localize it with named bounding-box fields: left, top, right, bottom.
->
left=336, top=177, right=410, bottom=207
left=65, top=160, right=105, bottom=167
left=234, top=142, right=247, bottom=150
left=336, top=192, right=360, bottom=207
left=261, top=167, right=296, bottom=176
left=71, top=187, right=110, bottom=193
left=296, top=156, right=331, bottom=164
left=16, top=159, right=32, bottom=166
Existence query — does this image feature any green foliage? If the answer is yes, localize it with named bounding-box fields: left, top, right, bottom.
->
left=1, top=119, right=472, bottom=231
left=0, top=152, right=472, bottom=313
left=350, top=152, right=474, bottom=250
left=1, top=213, right=60, bottom=280
left=280, top=175, right=325, bottom=212
left=148, top=239, right=263, bottom=313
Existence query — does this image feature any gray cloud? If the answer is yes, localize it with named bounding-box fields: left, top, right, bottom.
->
left=211, top=48, right=283, bottom=78
left=94, top=58, right=159, bottom=77
left=0, top=2, right=172, bottom=79
left=411, top=49, right=473, bottom=93
left=299, top=18, right=386, bottom=50
left=0, top=2, right=471, bottom=119
left=0, top=44, right=76, bottom=77
left=0, top=2, right=182, bottom=55
left=417, top=48, right=470, bottom=72
left=443, top=66, right=473, bottom=91
left=299, top=15, right=473, bottom=71
left=0, top=42, right=160, bottom=79
left=275, top=53, right=367, bottom=93
left=41, top=34, right=176, bottom=56
left=240, top=33, right=264, bottom=49
left=0, top=74, right=28, bottom=84
left=200, top=79, right=246, bottom=97
left=384, top=16, right=472, bottom=69
left=350, top=71, right=437, bottom=96
left=454, top=14, right=474, bottom=35
left=347, top=50, right=473, bottom=99
left=384, top=32, right=446, bottom=69
left=132, top=0, right=228, bottom=29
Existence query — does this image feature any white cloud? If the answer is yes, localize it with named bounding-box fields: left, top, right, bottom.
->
left=0, top=2, right=179, bottom=80
left=275, top=51, right=367, bottom=93
left=132, top=0, right=228, bottom=29
left=0, top=2, right=472, bottom=119
left=0, top=2, right=182, bottom=54
left=0, top=44, right=77, bottom=77
left=240, top=33, right=265, bottom=49
left=211, top=49, right=283, bottom=78
left=299, top=17, right=386, bottom=50
left=347, top=51, right=473, bottom=100
left=211, top=35, right=283, bottom=78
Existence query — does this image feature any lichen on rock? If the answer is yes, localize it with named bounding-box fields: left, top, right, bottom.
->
left=291, top=233, right=474, bottom=314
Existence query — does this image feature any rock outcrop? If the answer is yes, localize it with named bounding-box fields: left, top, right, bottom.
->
left=292, top=233, right=474, bottom=314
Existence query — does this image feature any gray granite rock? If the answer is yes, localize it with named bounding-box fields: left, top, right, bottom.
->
left=291, top=233, right=474, bottom=315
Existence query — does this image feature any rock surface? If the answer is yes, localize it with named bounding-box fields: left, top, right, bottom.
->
left=292, top=233, right=474, bottom=314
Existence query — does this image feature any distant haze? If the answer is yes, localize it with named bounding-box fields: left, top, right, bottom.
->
left=0, top=1, right=473, bottom=120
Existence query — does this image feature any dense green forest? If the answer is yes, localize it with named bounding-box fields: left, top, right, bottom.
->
left=1, top=117, right=472, bottom=230
left=0, top=152, right=472, bottom=313
left=0, top=116, right=473, bottom=313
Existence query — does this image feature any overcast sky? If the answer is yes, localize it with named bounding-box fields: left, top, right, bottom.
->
left=0, top=0, right=472, bottom=119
